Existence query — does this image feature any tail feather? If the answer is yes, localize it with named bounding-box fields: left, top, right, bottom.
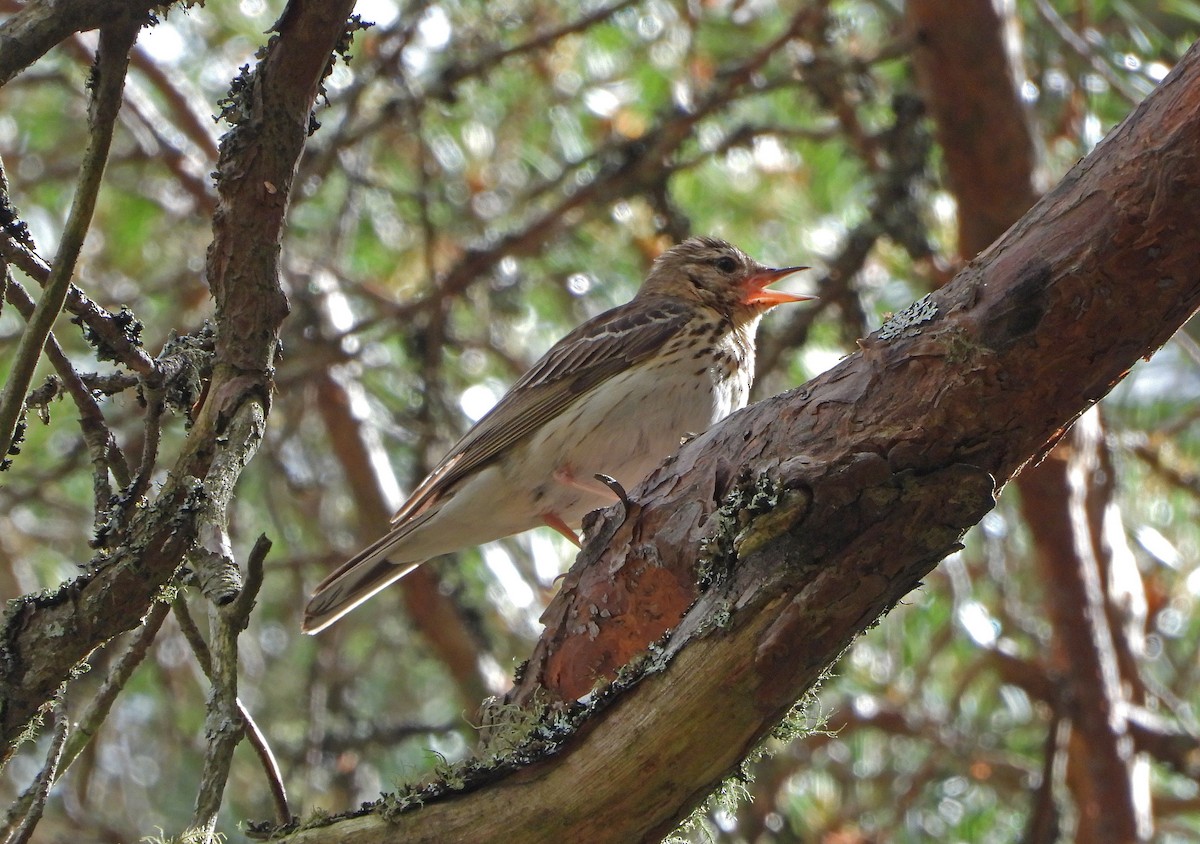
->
left=304, top=508, right=443, bottom=633
left=302, top=554, right=421, bottom=634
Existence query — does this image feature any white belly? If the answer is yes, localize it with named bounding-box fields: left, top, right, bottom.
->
left=383, top=327, right=755, bottom=561
left=515, top=345, right=750, bottom=526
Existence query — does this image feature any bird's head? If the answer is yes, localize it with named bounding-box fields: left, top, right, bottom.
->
left=640, top=236, right=813, bottom=319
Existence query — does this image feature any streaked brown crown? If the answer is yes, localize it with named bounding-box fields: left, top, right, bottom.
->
left=638, top=236, right=792, bottom=324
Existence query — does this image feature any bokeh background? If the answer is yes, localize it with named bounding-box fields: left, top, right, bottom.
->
left=1, top=0, right=1198, bottom=841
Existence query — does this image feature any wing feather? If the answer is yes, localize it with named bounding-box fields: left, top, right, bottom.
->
left=389, top=296, right=693, bottom=526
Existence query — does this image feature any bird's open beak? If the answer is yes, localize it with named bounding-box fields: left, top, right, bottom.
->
left=742, top=266, right=814, bottom=308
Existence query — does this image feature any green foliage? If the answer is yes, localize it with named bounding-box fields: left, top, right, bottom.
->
left=1, top=0, right=1198, bottom=841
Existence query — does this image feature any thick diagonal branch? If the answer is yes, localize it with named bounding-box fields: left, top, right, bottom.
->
left=278, top=37, right=1200, bottom=844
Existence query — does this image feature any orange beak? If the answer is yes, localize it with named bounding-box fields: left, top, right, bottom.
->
left=742, top=266, right=814, bottom=308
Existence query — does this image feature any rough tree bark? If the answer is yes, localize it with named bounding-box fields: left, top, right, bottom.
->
left=0, top=0, right=358, bottom=759
left=274, top=37, right=1200, bottom=844
left=909, top=3, right=1152, bottom=840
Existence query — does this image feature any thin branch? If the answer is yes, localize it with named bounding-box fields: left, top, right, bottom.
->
left=2, top=276, right=131, bottom=491
left=0, top=15, right=141, bottom=457
left=0, top=0, right=165, bottom=88
left=319, top=720, right=462, bottom=754
left=176, top=537, right=291, bottom=828
left=1030, top=0, right=1151, bottom=104
left=0, top=228, right=156, bottom=376
left=436, top=0, right=641, bottom=89
left=127, top=42, right=219, bottom=161
left=61, top=601, right=170, bottom=771
left=191, top=535, right=272, bottom=839
left=2, top=690, right=68, bottom=844
left=1125, top=434, right=1200, bottom=502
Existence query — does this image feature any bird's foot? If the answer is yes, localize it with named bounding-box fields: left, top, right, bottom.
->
left=553, top=465, right=622, bottom=500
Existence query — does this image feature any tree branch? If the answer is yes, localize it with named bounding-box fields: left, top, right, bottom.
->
left=272, top=38, right=1200, bottom=843
left=0, top=14, right=141, bottom=458
left=0, top=0, right=359, bottom=758
left=0, top=0, right=167, bottom=88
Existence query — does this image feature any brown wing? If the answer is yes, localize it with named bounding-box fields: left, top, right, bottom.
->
left=389, top=296, right=693, bottom=526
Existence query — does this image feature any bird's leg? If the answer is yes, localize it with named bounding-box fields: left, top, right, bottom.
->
left=541, top=512, right=582, bottom=547
left=540, top=465, right=623, bottom=548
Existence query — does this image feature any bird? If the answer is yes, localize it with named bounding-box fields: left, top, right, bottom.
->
left=302, top=236, right=812, bottom=634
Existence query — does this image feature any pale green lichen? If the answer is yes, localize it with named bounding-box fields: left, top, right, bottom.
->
left=665, top=684, right=832, bottom=842
left=698, top=473, right=810, bottom=589
left=733, top=487, right=811, bottom=559
left=877, top=293, right=938, bottom=340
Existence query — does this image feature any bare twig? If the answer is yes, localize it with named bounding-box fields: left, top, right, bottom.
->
left=2, top=690, right=68, bottom=844
left=436, top=0, right=640, bottom=89
left=320, top=719, right=462, bottom=753
left=0, top=228, right=155, bottom=376
left=127, top=43, right=219, bottom=161
left=61, top=601, right=170, bottom=770
left=3, top=277, right=131, bottom=493
left=1030, top=0, right=1151, bottom=104
left=0, top=15, right=141, bottom=457
left=176, top=537, right=291, bottom=828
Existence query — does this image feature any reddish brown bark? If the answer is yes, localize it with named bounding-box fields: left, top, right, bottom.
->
left=1018, top=418, right=1149, bottom=842
left=907, top=0, right=1040, bottom=258
left=908, top=3, right=1151, bottom=841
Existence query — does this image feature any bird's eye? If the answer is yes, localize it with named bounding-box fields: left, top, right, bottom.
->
left=715, top=256, right=738, bottom=273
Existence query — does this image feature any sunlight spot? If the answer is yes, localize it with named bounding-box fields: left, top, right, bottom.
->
left=355, top=0, right=400, bottom=27
left=852, top=694, right=880, bottom=718
left=1083, top=112, right=1103, bottom=149
left=530, top=530, right=568, bottom=583
left=460, top=383, right=499, bottom=422
left=753, top=134, right=791, bottom=172
left=140, top=20, right=185, bottom=64
left=567, top=273, right=593, bottom=296
left=957, top=600, right=999, bottom=647
left=800, top=346, right=843, bottom=377
left=804, top=219, right=842, bottom=255
left=931, top=191, right=958, bottom=227
left=483, top=544, right=535, bottom=609
left=1136, top=525, right=1181, bottom=569
left=418, top=6, right=452, bottom=50
left=1147, top=62, right=1170, bottom=81
left=584, top=87, right=621, bottom=118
